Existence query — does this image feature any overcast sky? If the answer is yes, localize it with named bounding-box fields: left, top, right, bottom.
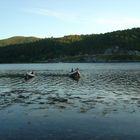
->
left=0, top=0, right=140, bottom=39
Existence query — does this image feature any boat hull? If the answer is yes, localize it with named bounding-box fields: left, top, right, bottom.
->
left=25, top=72, right=35, bottom=80
left=69, top=71, right=80, bottom=80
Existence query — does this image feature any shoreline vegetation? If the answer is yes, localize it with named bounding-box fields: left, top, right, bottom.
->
left=36, top=54, right=140, bottom=63
left=0, top=28, right=140, bottom=63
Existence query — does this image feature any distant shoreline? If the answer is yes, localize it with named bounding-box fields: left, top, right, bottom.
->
left=0, top=60, right=140, bottom=64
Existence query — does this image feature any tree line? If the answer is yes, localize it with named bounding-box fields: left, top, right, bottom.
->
left=0, top=28, right=140, bottom=63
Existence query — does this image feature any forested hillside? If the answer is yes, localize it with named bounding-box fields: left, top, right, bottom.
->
left=0, top=36, right=40, bottom=47
left=0, top=28, right=140, bottom=63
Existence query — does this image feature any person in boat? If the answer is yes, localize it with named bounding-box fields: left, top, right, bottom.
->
left=71, top=68, right=74, bottom=72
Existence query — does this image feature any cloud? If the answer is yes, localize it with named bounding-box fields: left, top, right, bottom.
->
left=24, top=8, right=97, bottom=25
left=26, top=8, right=78, bottom=22
left=24, top=8, right=140, bottom=32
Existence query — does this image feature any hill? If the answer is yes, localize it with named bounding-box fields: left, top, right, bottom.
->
left=0, top=28, right=140, bottom=63
left=0, top=36, right=40, bottom=47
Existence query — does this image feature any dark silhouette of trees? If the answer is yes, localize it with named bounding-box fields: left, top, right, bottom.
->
left=0, top=28, right=140, bottom=63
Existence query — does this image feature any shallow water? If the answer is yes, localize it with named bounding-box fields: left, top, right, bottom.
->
left=0, top=63, right=140, bottom=140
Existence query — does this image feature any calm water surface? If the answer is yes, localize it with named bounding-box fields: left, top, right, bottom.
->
left=0, top=63, right=140, bottom=140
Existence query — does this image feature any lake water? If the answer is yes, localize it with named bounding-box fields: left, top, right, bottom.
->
left=0, top=63, right=140, bottom=140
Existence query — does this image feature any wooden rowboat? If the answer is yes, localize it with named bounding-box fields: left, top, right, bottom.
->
left=25, top=71, right=35, bottom=79
left=69, top=69, right=80, bottom=80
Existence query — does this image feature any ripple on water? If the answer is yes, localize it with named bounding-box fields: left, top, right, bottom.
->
left=0, top=64, right=140, bottom=115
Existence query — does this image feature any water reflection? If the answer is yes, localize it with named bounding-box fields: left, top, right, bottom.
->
left=0, top=63, right=140, bottom=115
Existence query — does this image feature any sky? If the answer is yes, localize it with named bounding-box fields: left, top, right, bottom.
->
left=0, top=0, right=140, bottom=39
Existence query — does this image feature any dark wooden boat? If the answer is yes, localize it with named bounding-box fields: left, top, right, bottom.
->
left=25, top=71, right=35, bottom=80
left=69, top=70, right=80, bottom=80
